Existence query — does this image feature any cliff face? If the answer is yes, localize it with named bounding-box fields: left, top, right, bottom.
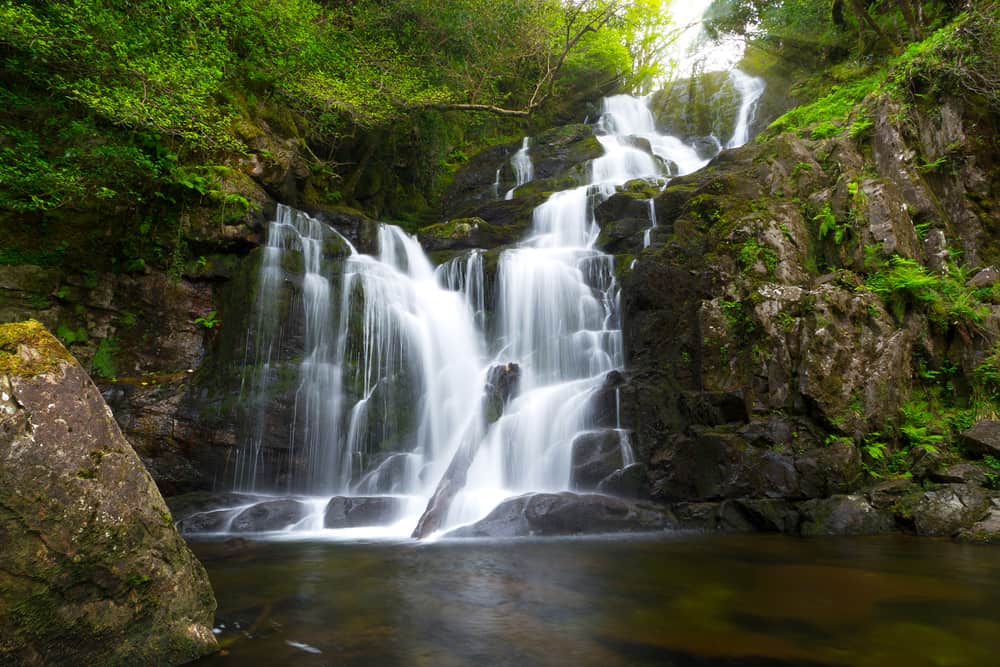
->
left=612, top=85, right=1000, bottom=537
left=0, top=321, right=218, bottom=665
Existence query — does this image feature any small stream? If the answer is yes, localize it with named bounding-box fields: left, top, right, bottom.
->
left=192, top=535, right=1000, bottom=667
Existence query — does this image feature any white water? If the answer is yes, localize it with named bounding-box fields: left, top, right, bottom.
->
left=219, top=22, right=765, bottom=539
left=726, top=69, right=767, bottom=148
left=504, top=136, right=533, bottom=200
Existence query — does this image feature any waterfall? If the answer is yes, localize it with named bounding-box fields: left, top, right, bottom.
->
left=726, top=69, right=766, bottom=149
left=504, top=136, right=533, bottom=200
left=643, top=199, right=658, bottom=248
left=221, top=31, right=765, bottom=537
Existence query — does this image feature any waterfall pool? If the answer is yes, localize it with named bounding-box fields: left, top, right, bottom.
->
left=191, top=534, right=1000, bottom=666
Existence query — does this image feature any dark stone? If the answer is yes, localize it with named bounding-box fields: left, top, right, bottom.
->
left=418, top=217, right=526, bottom=253
left=867, top=479, right=920, bottom=510
left=571, top=430, right=626, bottom=490
left=909, top=484, right=992, bottom=536
left=230, top=498, right=310, bottom=532
left=798, top=495, right=897, bottom=536
left=960, top=421, right=1000, bottom=459
left=680, top=391, right=749, bottom=426
left=669, top=502, right=723, bottom=531
left=446, top=492, right=675, bottom=538
left=956, top=501, right=1000, bottom=544
left=930, top=463, right=989, bottom=486
left=794, top=441, right=862, bottom=498
left=166, top=491, right=259, bottom=521
left=0, top=321, right=217, bottom=665
left=735, top=499, right=801, bottom=533
left=968, top=266, right=1000, bottom=288
left=324, top=496, right=405, bottom=528
left=483, top=362, right=521, bottom=423
left=597, top=463, right=649, bottom=498
left=354, top=453, right=419, bottom=494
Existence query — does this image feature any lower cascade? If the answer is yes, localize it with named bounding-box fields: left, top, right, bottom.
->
left=198, top=81, right=763, bottom=539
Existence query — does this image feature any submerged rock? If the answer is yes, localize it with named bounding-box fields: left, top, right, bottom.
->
left=0, top=320, right=218, bottom=665
left=446, top=492, right=674, bottom=538
left=324, top=496, right=405, bottom=528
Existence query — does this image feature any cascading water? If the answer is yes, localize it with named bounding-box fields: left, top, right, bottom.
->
left=504, top=136, right=534, bottom=200
left=726, top=69, right=767, bottom=148
left=215, top=40, right=764, bottom=540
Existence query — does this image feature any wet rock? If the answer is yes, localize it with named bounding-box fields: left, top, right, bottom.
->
left=867, top=479, right=920, bottom=510
left=794, top=441, right=863, bottom=498
left=483, top=362, right=520, bottom=423
left=447, top=492, right=674, bottom=538
left=930, top=463, right=989, bottom=486
left=230, top=499, right=310, bottom=532
left=597, top=463, right=649, bottom=498
left=354, top=453, right=419, bottom=494
left=798, top=495, right=897, bottom=536
left=968, top=267, right=1000, bottom=288
left=419, top=217, right=525, bottom=253
left=168, top=491, right=260, bottom=534
left=956, top=501, right=1000, bottom=544
left=412, top=363, right=524, bottom=538
left=734, top=499, right=801, bottom=533
left=648, top=71, right=739, bottom=143
left=571, top=430, right=626, bottom=490
left=324, top=496, right=405, bottom=528
left=960, top=421, right=1000, bottom=459
left=0, top=320, right=217, bottom=665
left=908, top=484, right=992, bottom=537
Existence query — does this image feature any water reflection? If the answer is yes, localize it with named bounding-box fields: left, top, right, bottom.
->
left=192, top=535, right=1000, bottom=667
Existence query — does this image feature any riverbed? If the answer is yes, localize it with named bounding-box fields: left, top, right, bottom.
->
left=191, top=534, right=1000, bottom=666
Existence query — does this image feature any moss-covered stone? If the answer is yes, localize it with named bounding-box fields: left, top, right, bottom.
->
left=0, top=323, right=218, bottom=665
left=0, top=320, right=73, bottom=377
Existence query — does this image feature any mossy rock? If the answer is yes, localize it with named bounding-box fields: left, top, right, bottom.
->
left=0, top=320, right=73, bottom=377
left=1, top=320, right=218, bottom=665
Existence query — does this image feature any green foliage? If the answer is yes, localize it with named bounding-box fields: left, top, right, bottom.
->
left=720, top=298, right=757, bottom=340
left=90, top=337, right=119, bottom=378
left=55, top=325, right=88, bottom=346
left=890, top=5, right=1000, bottom=110
left=738, top=238, right=777, bottom=274
left=864, top=256, right=988, bottom=329
left=813, top=204, right=849, bottom=244
left=766, top=74, right=883, bottom=140
left=194, top=311, right=221, bottom=329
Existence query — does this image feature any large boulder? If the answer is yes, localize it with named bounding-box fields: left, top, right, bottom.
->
left=0, top=321, right=218, bottom=665
left=904, top=484, right=993, bottom=537
left=446, top=492, right=674, bottom=538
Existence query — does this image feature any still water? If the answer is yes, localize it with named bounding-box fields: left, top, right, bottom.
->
left=192, top=534, right=1000, bottom=667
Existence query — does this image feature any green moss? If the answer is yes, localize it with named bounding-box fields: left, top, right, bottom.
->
left=90, top=338, right=120, bottom=379
left=0, top=320, right=73, bottom=377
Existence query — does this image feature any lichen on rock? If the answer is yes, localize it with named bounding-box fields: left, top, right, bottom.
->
left=0, top=320, right=218, bottom=665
